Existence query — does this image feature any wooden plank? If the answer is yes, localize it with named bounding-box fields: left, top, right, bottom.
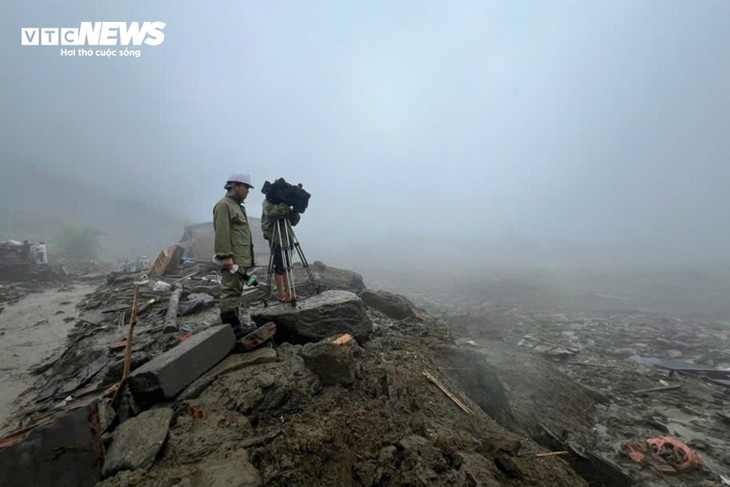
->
left=330, top=334, right=353, bottom=345
left=423, top=370, right=474, bottom=415
left=151, top=245, right=184, bottom=277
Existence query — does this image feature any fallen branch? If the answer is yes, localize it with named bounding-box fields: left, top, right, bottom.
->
left=423, top=370, right=474, bottom=415
left=122, top=286, right=139, bottom=380
left=112, top=285, right=139, bottom=408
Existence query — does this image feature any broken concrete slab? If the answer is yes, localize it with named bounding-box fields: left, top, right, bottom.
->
left=102, top=407, right=174, bottom=477
left=0, top=403, right=103, bottom=487
left=180, top=348, right=279, bottom=400
left=358, top=289, right=416, bottom=320
left=129, top=325, right=235, bottom=405
left=191, top=450, right=262, bottom=487
left=250, top=290, right=372, bottom=344
left=300, top=334, right=358, bottom=386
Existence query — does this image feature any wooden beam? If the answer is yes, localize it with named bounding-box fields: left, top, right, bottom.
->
left=423, top=370, right=474, bottom=415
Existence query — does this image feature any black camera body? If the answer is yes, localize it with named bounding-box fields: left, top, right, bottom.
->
left=261, top=178, right=311, bottom=213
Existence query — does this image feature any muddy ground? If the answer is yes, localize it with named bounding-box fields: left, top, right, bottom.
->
left=1, top=264, right=729, bottom=486
left=0, top=282, right=97, bottom=433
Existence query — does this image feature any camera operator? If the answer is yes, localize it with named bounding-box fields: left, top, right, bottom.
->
left=261, top=197, right=301, bottom=302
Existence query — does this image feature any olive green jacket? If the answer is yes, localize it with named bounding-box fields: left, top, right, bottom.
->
left=213, top=195, right=254, bottom=267
left=261, top=199, right=300, bottom=244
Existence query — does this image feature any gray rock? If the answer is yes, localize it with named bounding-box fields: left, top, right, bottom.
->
left=300, top=334, right=358, bottom=385
left=300, top=261, right=366, bottom=294
left=359, top=289, right=416, bottom=320
left=191, top=450, right=261, bottom=487
left=250, top=290, right=372, bottom=343
left=102, top=407, right=174, bottom=477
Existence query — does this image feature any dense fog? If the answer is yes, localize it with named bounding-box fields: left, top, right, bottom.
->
left=2, top=1, right=730, bottom=313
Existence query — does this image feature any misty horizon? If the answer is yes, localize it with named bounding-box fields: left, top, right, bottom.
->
left=2, top=1, right=730, bottom=268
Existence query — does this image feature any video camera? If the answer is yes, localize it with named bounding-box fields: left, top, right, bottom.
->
left=261, top=178, right=311, bottom=214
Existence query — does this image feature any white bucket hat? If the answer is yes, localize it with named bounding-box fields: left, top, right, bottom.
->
left=224, top=173, right=253, bottom=189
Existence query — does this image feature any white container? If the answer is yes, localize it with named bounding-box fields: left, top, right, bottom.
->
left=35, top=242, right=49, bottom=265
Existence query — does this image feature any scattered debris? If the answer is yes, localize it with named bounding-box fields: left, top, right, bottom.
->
left=517, top=335, right=580, bottom=359
left=6, top=261, right=730, bottom=486
left=623, top=436, right=703, bottom=475
left=150, top=244, right=184, bottom=277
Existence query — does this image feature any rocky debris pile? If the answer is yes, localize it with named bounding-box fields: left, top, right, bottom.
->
left=0, top=262, right=592, bottom=487
left=432, top=300, right=730, bottom=486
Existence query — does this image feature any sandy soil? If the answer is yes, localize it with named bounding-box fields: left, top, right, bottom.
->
left=0, top=283, right=96, bottom=434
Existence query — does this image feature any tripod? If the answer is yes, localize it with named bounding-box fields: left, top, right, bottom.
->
left=264, top=217, right=319, bottom=307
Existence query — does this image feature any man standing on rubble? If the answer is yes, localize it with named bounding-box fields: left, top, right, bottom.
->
left=214, top=173, right=255, bottom=339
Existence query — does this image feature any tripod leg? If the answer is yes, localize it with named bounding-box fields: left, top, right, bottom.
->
left=285, top=219, right=319, bottom=294
left=275, top=219, right=294, bottom=304
left=263, top=233, right=276, bottom=307
left=281, top=219, right=297, bottom=306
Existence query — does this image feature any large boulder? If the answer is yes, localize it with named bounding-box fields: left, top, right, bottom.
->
left=0, top=403, right=103, bottom=487
left=292, top=261, right=366, bottom=294
left=250, top=290, right=372, bottom=344
left=102, top=407, right=174, bottom=477
left=358, top=289, right=416, bottom=320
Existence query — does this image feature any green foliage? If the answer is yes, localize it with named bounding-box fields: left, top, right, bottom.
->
left=53, top=224, right=103, bottom=261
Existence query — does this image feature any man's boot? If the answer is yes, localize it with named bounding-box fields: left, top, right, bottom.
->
left=220, top=309, right=248, bottom=340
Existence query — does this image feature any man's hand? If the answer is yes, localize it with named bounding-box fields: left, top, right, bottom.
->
left=222, top=258, right=234, bottom=270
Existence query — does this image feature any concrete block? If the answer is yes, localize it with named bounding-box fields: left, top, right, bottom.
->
left=129, top=325, right=235, bottom=405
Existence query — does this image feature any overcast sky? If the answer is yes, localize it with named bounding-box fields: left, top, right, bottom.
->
left=2, top=1, right=730, bottom=264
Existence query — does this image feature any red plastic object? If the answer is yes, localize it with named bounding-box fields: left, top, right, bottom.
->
left=645, top=436, right=702, bottom=474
